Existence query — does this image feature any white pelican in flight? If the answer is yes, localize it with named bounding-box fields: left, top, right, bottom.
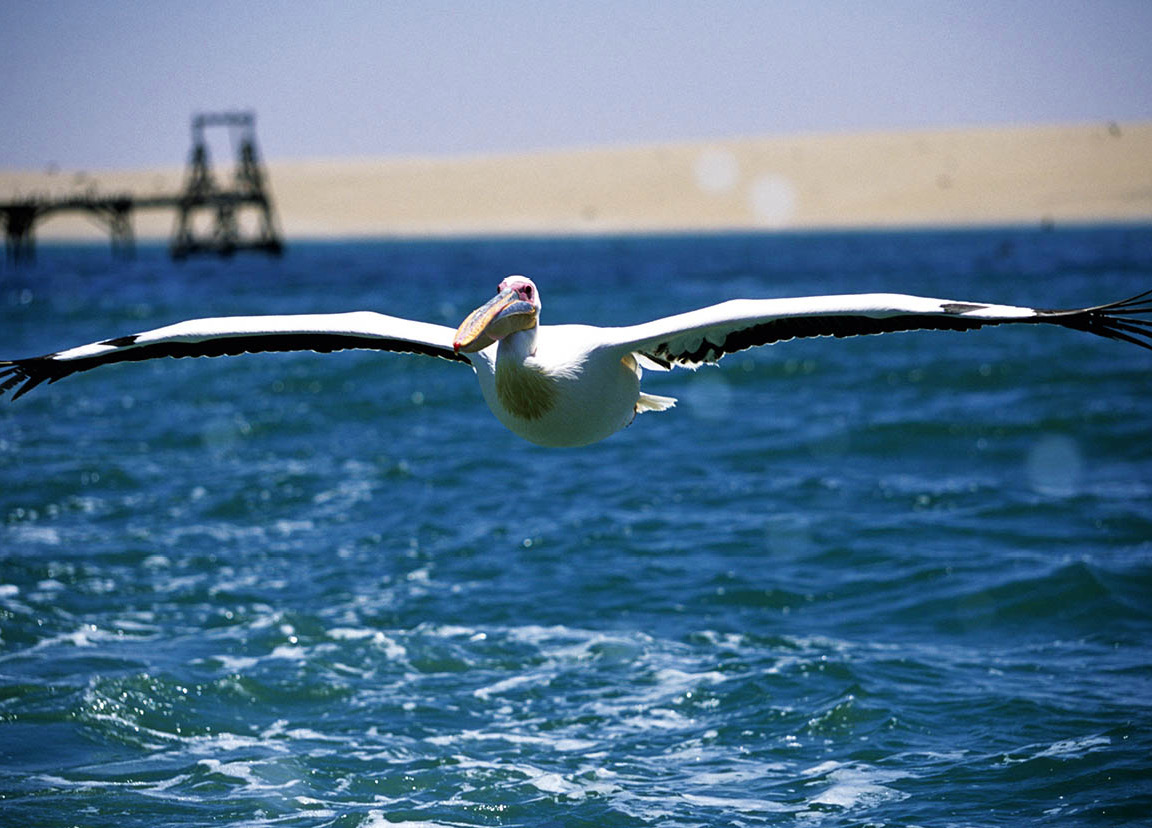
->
left=3, top=277, right=1150, bottom=447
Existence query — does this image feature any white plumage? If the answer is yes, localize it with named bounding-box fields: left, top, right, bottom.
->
left=3, top=277, right=1149, bottom=447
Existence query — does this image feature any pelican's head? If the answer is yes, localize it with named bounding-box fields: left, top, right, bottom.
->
left=453, top=276, right=541, bottom=353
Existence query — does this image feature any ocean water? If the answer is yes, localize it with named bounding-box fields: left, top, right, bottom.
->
left=1, top=228, right=1151, bottom=827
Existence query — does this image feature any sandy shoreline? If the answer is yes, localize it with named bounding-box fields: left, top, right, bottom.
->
left=3, top=122, right=1150, bottom=241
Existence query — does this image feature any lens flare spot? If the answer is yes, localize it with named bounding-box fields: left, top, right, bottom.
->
left=748, top=173, right=797, bottom=227
left=1025, top=434, right=1083, bottom=497
left=693, top=149, right=740, bottom=194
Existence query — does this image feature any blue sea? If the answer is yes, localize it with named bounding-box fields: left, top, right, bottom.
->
left=2, top=228, right=1151, bottom=827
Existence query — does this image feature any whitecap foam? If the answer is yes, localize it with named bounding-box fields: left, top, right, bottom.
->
left=1, top=624, right=123, bottom=660
left=327, top=626, right=377, bottom=640
left=83, top=710, right=171, bottom=751
left=362, top=813, right=456, bottom=828
left=685, top=765, right=790, bottom=785
left=7, top=525, right=63, bottom=545
left=620, top=707, right=689, bottom=731
left=426, top=730, right=597, bottom=752
left=206, top=654, right=261, bottom=672
left=419, top=623, right=477, bottom=638
left=526, top=771, right=586, bottom=797
left=272, top=518, right=314, bottom=536
left=681, top=792, right=789, bottom=813
left=110, top=617, right=160, bottom=635
left=1033, top=734, right=1111, bottom=761
left=33, top=771, right=195, bottom=794
left=198, top=759, right=262, bottom=786
left=451, top=758, right=618, bottom=800
left=652, top=666, right=726, bottom=693
left=184, top=730, right=286, bottom=755
left=165, top=523, right=266, bottom=545
left=268, top=644, right=308, bottom=660
left=472, top=673, right=544, bottom=700
left=311, top=479, right=373, bottom=510
left=801, top=761, right=909, bottom=812
left=283, top=726, right=347, bottom=743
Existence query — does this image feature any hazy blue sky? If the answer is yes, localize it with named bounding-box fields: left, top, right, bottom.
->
left=2, top=1, right=1150, bottom=169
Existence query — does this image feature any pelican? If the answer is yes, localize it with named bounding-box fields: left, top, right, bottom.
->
left=3, top=276, right=1150, bottom=447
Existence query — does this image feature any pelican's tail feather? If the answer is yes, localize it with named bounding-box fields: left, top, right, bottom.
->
left=636, top=392, right=677, bottom=414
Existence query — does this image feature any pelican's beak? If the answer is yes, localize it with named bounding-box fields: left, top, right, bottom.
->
left=453, top=288, right=538, bottom=353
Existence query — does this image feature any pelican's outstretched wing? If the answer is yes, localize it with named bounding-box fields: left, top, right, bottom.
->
left=1, top=311, right=470, bottom=399
left=600, top=291, right=1152, bottom=368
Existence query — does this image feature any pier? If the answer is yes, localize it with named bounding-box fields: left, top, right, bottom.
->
left=1, top=112, right=283, bottom=264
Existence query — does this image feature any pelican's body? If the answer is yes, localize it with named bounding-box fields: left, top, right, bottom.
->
left=466, top=324, right=662, bottom=447
left=3, top=276, right=1150, bottom=447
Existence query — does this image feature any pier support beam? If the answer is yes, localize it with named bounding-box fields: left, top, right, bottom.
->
left=3, top=204, right=41, bottom=264
left=103, top=200, right=135, bottom=259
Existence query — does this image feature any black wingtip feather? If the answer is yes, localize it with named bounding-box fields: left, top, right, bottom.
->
left=0, top=360, right=51, bottom=401
left=1041, top=291, right=1152, bottom=352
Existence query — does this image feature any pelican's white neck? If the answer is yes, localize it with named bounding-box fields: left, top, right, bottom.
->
left=493, top=323, right=556, bottom=421
left=498, top=325, right=538, bottom=363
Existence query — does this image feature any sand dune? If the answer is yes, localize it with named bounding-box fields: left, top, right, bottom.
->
left=3, top=122, right=1150, bottom=241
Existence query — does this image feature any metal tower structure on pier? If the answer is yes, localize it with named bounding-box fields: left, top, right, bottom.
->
left=170, top=111, right=284, bottom=260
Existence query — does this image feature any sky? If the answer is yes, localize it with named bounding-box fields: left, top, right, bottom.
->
left=2, top=0, right=1151, bottom=170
